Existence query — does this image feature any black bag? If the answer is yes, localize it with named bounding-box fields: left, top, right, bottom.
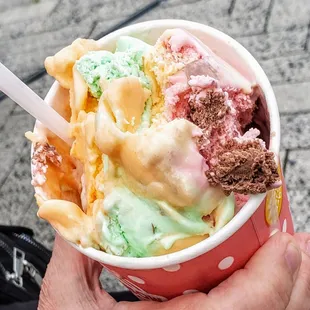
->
left=0, top=226, right=51, bottom=304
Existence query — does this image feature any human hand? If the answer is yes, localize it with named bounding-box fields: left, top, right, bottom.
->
left=38, top=232, right=310, bottom=310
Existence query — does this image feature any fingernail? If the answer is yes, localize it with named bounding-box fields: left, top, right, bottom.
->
left=285, top=243, right=301, bottom=277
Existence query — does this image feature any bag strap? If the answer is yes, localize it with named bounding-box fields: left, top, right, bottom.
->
left=0, top=226, right=34, bottom=237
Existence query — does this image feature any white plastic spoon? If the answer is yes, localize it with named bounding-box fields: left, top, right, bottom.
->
left=0, top=62, right=72, bottom=145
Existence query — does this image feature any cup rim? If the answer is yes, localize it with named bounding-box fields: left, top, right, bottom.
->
left=39, top=19, right=280, bottom=269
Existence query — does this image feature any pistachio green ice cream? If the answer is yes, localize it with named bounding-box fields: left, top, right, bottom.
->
left=97, top=187, right=235, bottom=258
left=76, top=36, right=151, bottom=98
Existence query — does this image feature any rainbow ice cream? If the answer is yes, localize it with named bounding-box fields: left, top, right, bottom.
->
left=27, top=29, right=280, bottom=258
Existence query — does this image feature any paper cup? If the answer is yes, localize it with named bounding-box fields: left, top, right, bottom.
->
left=33, top=20, right=293, bottom=301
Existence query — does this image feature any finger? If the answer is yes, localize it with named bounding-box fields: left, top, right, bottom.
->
left=117, top=232, right=302, bottom=310
left=116, top=292, right=209, bottom=310
left=287, top=233, right=310, bottom=310
left=52, top=234, right=103, bottom=280
left=205, top=232, right=302, bottom=310
left=39, top=234, right=116, bottom=310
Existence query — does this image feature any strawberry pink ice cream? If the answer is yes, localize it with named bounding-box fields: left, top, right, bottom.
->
left=150, top=29, right=280, bottom=196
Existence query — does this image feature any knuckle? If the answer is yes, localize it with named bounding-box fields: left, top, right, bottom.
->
left=272, top=232, right=294, bottom=248
left=183, top=292, right=209, bottom=310
left=264, top=274, right=291, bottom=309
left=208, top=269, right=245, bottom=299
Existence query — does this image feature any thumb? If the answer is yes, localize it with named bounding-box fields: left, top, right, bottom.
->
left=207, top=232, right=302, bottom=310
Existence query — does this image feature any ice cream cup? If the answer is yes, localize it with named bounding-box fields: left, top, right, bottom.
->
left=33, top=20, right=293, bottom=301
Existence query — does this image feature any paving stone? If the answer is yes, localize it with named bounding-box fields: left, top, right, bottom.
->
left=0, top=19, right=93, bottom=59
left=211, top=14, right=266, bottom=37
left=13, top=74, right=55, bottom=114
left=1, top=15, right=137, bottom=81
left=0, top=15, right=97, bottom=80
left=165, top=0, right=200, bottom=5
left=232, top=0, right=270, bottom=17
left=0, top=113, right=34, bottom=187
left=0, top=0, right=150, bottom=41
left=288, top=188, right=310, bottom=232
left=29, top=74, right=55, bottom=99
left=134, top=0, right=265, bottom=37
left=306, top=20, right=310, bottom=50
left=100, top=270, right=127, bottom=292
left=0, top=0, right=58, bottom=25
left=0, top=98, right=16, bottom=128
left=0, top=1, right=89, bottom=41
left=176, top=0, right=233, bottom=18
left=96, top=0, right=156, bottom=20
left=1, top=46, right=61, bottom=80
left=0, top=0, right=32, bottom=12
left=0, top=19, right=44, bottom=40
left=90, top=0, right=201, bottom=38
left=286, top=150, right=310, bottom=190
left=0, top=142, right=34, bottom=225
left=88, top=18, right=125, bottom=40
left=268, top=0, right=310, bottom=32
left=134, top=0, right=233, bottom=21
left=20, top=199, right=55, bottom=250
left=280, top=113, right=310, bottom=149
left=274, top=82, right=310, bottom=114
left=260, top=54, right=310, bottom=85
left=236, top=28, right=307, bottom=60
left=280, top=149, right=286, bottom=170
left=0, top=0, right=155, bottom=51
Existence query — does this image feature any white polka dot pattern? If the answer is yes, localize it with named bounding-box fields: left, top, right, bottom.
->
left=121, top=278, right=168, bottom=301
left=128, top=275, right=145, bottom=284
left=218, top=256, right=234, bottom=270
left=163, top=264, right=181, bottom=272
left=269, top=228, right=279, bottom=237
left=183, top=289, right=199, bottom=295
left=282, top=219, right=287, bottom=233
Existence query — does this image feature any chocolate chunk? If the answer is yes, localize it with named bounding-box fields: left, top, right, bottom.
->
left=188, top=90, right=228, bottom=129
left=206, top=139, right=280, bottom=195
left=195, top=131, right=209, bottom=155
left=188, top=89, right=228, bottom=156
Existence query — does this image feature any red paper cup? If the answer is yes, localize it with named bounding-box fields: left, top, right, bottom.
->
left=33, top=20, right=293, bottom=301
